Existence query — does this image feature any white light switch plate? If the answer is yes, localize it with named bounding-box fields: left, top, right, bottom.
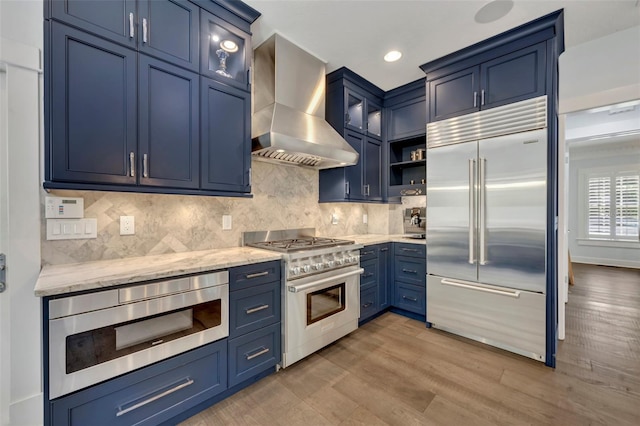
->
left=120, top=216, right=135, bottom=235
left=363, top=214, right=368, bottom=224
left=46, top=218, right=97, bottom=240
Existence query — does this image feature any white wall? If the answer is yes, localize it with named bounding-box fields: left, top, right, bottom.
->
left=0, top=1, right=44, bottom=425
left=559, top=25, right=640, bottom=113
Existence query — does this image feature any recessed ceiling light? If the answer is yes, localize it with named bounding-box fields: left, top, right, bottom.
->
left=384, top=50, right=402, bottom=62
left=475, top=0, right=514, bottom=24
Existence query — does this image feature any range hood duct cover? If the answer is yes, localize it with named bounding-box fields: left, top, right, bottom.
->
left=251, top=34, right=358, bottom=169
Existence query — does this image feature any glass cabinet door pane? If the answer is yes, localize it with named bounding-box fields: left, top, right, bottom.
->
left=201, top=11, right=249, bottom=90
left=346, top=92, right=364, bottom=131
left=367, top=102, right=382, bottom=137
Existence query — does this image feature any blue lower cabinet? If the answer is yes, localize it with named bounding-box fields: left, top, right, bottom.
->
left=229, top=281, right=280, bottom=338
left=394, top=281, right=426, bottom=315
left=50, top=340, right=227, bottom=426
left=359, top=285, right=378, bottom=321
left=228, top=323, right=281, bottom=388
left=394, top=255, right=426, bottom=286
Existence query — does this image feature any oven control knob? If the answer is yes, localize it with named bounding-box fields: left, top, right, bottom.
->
left=350, top=256, right=358, bottom=263
left=314, top=263, right=324, bottom=270
left=327, top=260, right=335, bottom=268
left=290, top=267, right=300, bottom=276
left=302, top=265, right=311, bottom=273
left=336, top=259, right=344, bottom=265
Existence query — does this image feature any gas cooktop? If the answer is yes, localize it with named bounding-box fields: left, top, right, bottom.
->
left=246, top=236, right=355, bottom=253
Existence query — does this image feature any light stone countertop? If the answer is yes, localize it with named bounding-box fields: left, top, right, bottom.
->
left=343, top=234, right=427, bottom=246
left=34, top=247, right=282, bottom=297
left=35, top=234, right=425, bottom=297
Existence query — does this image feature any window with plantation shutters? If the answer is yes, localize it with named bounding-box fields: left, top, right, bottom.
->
left=586, top=172, right=639, bottom=240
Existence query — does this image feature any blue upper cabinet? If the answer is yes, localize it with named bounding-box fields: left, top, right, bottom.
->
left=427, top=42, right=546, bottom=122
left=200, top=77, right=251, bottom=193
left=480, top=42, right=546, bottom=109
left=200, top=9, right=251, bottom=91
left=385, top=79, right=426, bottom=142
left=44, top=1, right=260, bottom=196
left=138, top=55, right=199, bottom=189
left=320, top=68, right=386, bottom=203
left=50, top=0, right=137, bottom=48
left=137, top=0, right=200, bottom=71
left=50, top=0, right=200, bottom=71
left=429, top=66, right=480, bottom=122
left=49, top=22, right=137, bottom=185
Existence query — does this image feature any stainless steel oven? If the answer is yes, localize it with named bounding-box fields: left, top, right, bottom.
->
left=48, top=271, right=229, bottom=399
left=284, top=265, right=362, bottom=367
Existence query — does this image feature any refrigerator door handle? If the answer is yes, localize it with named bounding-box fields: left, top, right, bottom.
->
left=468, top=159, right=476, bottom=264
left=441, top=278, right=521, bottom=298
left=479, top=157, right=487, bottom=265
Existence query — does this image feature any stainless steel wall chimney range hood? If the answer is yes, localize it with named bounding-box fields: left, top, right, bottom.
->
left=251, top=34, right=359, bottom=169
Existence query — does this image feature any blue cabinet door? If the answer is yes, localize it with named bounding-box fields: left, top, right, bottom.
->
left=429, top=66, right=480, bottom=122
left=480, top=42, right=546, bottom=110
left=50, top=0, right=137, bottom=48
left=138, top=0, right=200, bottom=71
left=387, top=97, right=426, bottom=141
left=344, top=131, right=365, bottom=200
left=364, top=137, right=382, bottom=201
left=344, top=88, right=365, bottom=133
left=138, top=55, right=199, bottom=189
left=378, top=244, right=391, bottom=310
left=200, top=78, right=251, bottom=193
left=200, top=10, right=251, bottom=91
left=49, top=22, right=137, bottom=185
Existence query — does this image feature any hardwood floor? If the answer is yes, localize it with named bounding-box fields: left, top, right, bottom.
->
left=180, top=263, right=640, bottom=425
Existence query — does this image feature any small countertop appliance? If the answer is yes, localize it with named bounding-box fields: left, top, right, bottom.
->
left=403, top=207, right=426, bottom=239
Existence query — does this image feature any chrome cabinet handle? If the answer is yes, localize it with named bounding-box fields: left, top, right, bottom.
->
left=473, top=91, right=477, bottom=108
left=362, top=250, right=374, bottom=255
left=116, top=378, right=194, bottom=417
left=345, top=113, right=350, bottom=125
left=364, top=184, right=370, bottom=196
left=245, top=304, right=269, bottom=314
left=361, top=272, right=374, bottom=278
left=246, top=271, right=269, bottom=279
left=380, top=248, right=389, bottom=252
left=128, top=13, right=134, bottom=38
left=249, top=167, right=252, bottom=186
left=362, top=302, right=373, bottom=308
left=345, top=181, right=350, bottom=195
left=402, top=295, right=418, bottom=302
left=481, top=89, right=485, bottom=106
left=469, top=158, right=476, bottom=265
left=142, top=18, right=148, bottom=44
left=246, top=347, right=269, bottom=360
left=479, top=158, right=487, bottom=265
left=143, top=154, right=148, bottom=178
left=402, top=269, right=418, bottom=274
left=401, top=248, right=418, bottom=253
left=129, top=152, right=135, bottom=177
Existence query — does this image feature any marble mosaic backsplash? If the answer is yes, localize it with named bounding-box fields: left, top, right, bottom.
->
left=41, top=160, right=410, bottom=265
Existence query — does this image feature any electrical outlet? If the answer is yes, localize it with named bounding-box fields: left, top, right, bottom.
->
left=331, top=213, right=338, bottom=225
left=222, top=215, right=232, bottom=230
left=363, top=214, right=368, bottom=224
left=120, top=216, right=135, bottom=235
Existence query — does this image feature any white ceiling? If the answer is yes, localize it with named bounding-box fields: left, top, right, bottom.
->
left=244, top=0, right=640, bottom=92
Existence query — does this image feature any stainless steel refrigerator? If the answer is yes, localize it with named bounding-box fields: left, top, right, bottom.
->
left=426, top=96, right=547, bottom=362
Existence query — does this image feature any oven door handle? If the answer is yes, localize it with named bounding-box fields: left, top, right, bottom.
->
left=288, top=268, right=364, bottom=293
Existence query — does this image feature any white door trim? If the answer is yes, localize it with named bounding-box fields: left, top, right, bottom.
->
left=0, top=36, right=44, bottom=426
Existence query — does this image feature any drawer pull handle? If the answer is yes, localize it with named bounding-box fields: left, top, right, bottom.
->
left=362, top=251, right=374, bottom=255
left=116, top=378, right=194, bottom=417
left=246, top=271, right=269, bottom=279
left=402, top=295, right=418, bottom=302
left=380, top=248, right=389, bottom=252
left=246, top=347, right=269, bottom=360
left=361, top=272, right=374, bottom=278
left=402, top=269, right=418, bottom=274
left=362, top=302, right=373, bottom=308
left=245, top=304, right=269, bottom=314
left=402, top=248, right=418, bottom=253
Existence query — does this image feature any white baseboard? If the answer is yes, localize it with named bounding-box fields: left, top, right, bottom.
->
left=572, top=256, right=640, bottom=269
left=9, top=393, right=42, bottom=426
